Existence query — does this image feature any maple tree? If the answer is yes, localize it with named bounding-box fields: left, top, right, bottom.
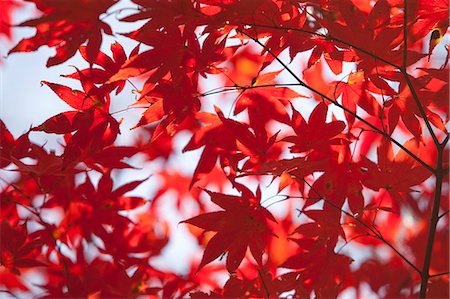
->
left=0, top=0, right=449, bottom=298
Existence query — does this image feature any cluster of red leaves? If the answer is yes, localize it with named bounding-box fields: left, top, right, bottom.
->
left=1, top=0, right=449, bottom=298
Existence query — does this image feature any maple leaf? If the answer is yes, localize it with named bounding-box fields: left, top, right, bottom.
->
left=283, top=102, right=348, bottom=156
left=132, top=75, right=200, bottom=135
left=282, top=209, right=352, bottom=297
left=0, top=121, right=33, bottom=168
left=3, top=0, right=449, bottom=297
left=360, top=139, right=432, bottom=198
left=9, top=0, right=117, bottom=66
left=111, top=24, right=193, bottom=84
left=383, top=72, right=448, bottom=137
left=64, top=42, right=140, bottom=94
left=40, top=76, right=109, bottom=112
left=42, top=247, right=157, bottom=298
left=333, top=71, right=384, bottom=128
left=234, top=71, right=304, bottom=127
left=308, top=158, right=365, bottom=214
left=323, top=0, right=421, bottom=71
left=182, top=109, right=241, bottom=187
left=57, top=173, right=147, bottom=244
left=182, top=184, right=276, bottom=273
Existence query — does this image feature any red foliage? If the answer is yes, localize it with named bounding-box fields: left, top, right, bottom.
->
left=1, top=0, right=449, bottom=298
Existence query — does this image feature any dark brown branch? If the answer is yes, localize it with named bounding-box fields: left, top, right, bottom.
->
left=419, top=144, right=446, bottom=298
left=429, top=271, right=449, bottom=278
left=438, top=210, right=449, bottom=220
left=242, top=23, right=401, bottom=69
left=257, top=269, right=271, bottom=299
left=2, top=182, right=72, bottom=278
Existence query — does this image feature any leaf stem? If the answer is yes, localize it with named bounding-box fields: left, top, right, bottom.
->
left=2, top=181, right=72, bottom=278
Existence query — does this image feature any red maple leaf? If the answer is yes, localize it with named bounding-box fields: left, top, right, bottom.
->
left=283, top=102, right=348, bottom=156
left=64, top=42, right=139, bottom=94
left=0, top=1, right=21, bottom=40
left=234, top=71, right=304, bottom=127
left=9, top=0, right=117, bottom=66
left=360, top=139, right=432, bottom=198
left=182, top=184, right=276, bottom=273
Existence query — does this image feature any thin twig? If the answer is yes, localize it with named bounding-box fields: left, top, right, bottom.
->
left=438, top=210, right=450, bottom=220
left=429, top=271, right=449, bottom=278
left=300, top=178, right=421, bottom=274
left=257, top=269, right=271, bottom=299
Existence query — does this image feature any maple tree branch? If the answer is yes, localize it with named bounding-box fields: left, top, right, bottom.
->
left=438, top=210, right=449, bottom=220
left=429, top=271, right=450, bottom=278
left=441, top=133, right=449, bottom=146
left=243, top=23, right=401, bottom=69
left=199, top=83, right=304, bottom=98
left=236, top=29, right=435, bottom=174
left=249, top=20, right=442, bottom=149
left=419, top=143, right=446, bottom=298
left=1, top=181, right=72, bottom=278
left=335, top=233, right=370, bottom=254
left=0, top=290, right=21, bottom=299
left=300, top=178, right=421, bottom=274
left=258, top=269, right=271, bottom=299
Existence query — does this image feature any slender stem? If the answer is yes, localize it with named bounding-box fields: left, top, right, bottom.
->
left=429, top=271, right=449, bottom=278
left=419, top=145, right=445, bottom=298
left=335, top=234, right=370, bottom=254
left=400, top=0, right=439, bottom=147
left=236, top=29, right=435, bottom=174
left=199, top=83, right=304, bottom=97
left=438, top=210, right=449, bottom=220
left=441, top=134, right=450, bottom=146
